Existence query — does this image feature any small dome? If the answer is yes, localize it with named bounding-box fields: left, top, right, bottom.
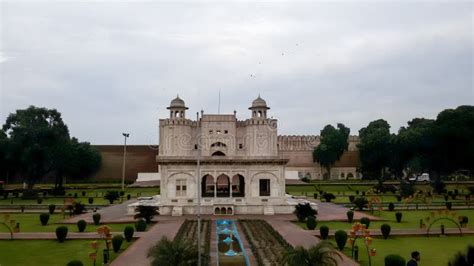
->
left=167, top=95, right=188, bottom=109
left=249, top=95, right=270, bottom=110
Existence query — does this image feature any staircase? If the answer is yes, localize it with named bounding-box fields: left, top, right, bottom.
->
left=263, top=206, right=275, bottom=215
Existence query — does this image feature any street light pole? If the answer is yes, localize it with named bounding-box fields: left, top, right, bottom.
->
left=121, top=133, right=130, bottom=191
left=196, top=112, right=201, bottom=266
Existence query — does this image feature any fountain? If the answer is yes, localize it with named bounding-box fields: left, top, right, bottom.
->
left=216, top=219, right=250, bottom=266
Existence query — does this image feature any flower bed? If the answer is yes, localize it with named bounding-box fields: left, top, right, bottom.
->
left=174, top=219, right=211, bottom=266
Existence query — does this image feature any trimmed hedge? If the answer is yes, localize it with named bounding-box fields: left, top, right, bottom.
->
left=320, top=226, right=329, bottom=240
left=48, top=204, right=56, bottom=214
left=93, top=213, right=101, bottom=225
left=360, top=217, right=370, bottom=228
left=381, top=224, right=391, bottom=239
left=112, top=235, right=124, bottom=253
left=77, top=220, right=87, bottom=232
left=39, top=213, right=50, bottom=226
left=335, top=230, right=348, bottom=251
left=395, top=212, right=402, bottom=223
left=135, top=219, right=147, bottom=232
left=56, top=226, right=68, bottom=242
left=124, top=226, right=134, bottom=242
left=384, top=254, right=406, bottom=266
left=306, top=216, right=317, bottom=230
left=388, top=202, right=395, bottom=211
left=347, top=210, right=354, bottom=223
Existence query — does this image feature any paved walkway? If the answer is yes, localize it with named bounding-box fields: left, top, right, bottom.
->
left=62, top=199, right=137, bottom=224
left=110, top=219, right=184, bottom=266
left=309, top=199, right=383, bottom=221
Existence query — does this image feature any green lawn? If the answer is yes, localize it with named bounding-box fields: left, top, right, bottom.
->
left=331, top=235, right=474, bottom=266
left=0, top=213, right=137, bottom=233
left=295, top=209, right=474, bottom=230
left=0, top=239, right=132, bottom=266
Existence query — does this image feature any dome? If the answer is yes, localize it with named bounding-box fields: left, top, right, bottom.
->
left=167, top=95, right=188, bottom=109
left=249, top=95, right=270, bottom=110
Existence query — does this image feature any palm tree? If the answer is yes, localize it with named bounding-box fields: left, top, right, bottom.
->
left=284, top=241, right=342, bottom=266
left=148, top=237, right=198, bottom=266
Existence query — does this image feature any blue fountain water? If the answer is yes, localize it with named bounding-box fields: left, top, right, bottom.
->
left=216, top=219, right=250, bottom=266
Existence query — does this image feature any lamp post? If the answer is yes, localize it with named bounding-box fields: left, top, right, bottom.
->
left=196, top=112, right=202, bottom=266
left=121, top=133, right=130, bottom=192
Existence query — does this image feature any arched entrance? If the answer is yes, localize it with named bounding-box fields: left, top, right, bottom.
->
left=231, top=174, right=245, bottom=197
left=201, top=174, right=215, bottom=197
left=216, top=174, right=230, bottom=197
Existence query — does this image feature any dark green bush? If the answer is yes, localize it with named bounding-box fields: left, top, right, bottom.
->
left=88, top=197, right=94, bottom=204
left=306, top=216, right=317, bottom=230
left=104, top=191, right=120, bottom=204
left=48, top=204, right=56, bottom=214
left=112, top=235, right=124, bottom=253
left=82, top=191, right=86, bottom=197
left=67, top=260, right=83, bottom=266
left=93, top=213, right=101, bottom=225
left=293, top=203, right=317, bottom=223
left=37, top=198, right=43, bottom=204
left=74, top=193, right=78, bottom=198
left=40, top=213, right=50, bottom=226
left=384, top=254, right=406, bottom=266
left=134, top=205, right=160, bottom=224
left=124, top=226, right=134, bottom=242
left=381, top=224, right=391, bottom=239
left=347, top=210, right=354, bottom=223
left=72, top=202, right=86, bottom=215
left=360, top=217, right=370, bottom=228
left=446, top=202, right=453, bottom=210
left=334, top=230, right=348, bottom=251
left=395, top=212, right=402, bottom=223
left=354, top=197, right=369, bottom=211
left=396, top=195, right=402, bottom=202
left=319, top=226, right=329, bottom=240
left=349, top=195, right=355, bottom=202
left=77, top=220, right=87, bottom=232
left=323, top=193, right=336, bottom=202
left=127, top=194, right=131, bottom=200
left=388, top=202, right=395, bottom=211
left=56, top=226, right=68, bottom=242
left=135, top=219, right=147, bottom=232
left=448, top=245, right=474, bottom=266
left=313, top=193, right=318, bottom=199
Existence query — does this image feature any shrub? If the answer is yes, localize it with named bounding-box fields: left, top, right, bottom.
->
left=384, top=254, right=406, bottom=266
left=74, top=193, right=78, bottom=198
left=56, top=226, right=68, bottom=242
left=388, top=202, right=395, bottom=211
left=395, top=212, right=402, bottom=223
left=334, top=230, right=348, bottom=251
left=48, top=204, right=56, bottom=214
left=381, top=224, right=391, bottom=239
left=354, top=197, right=369, bottom=211
left=93, top=213, right=101, bottom=225
left=446, top=202, right=453, bottom=210
left=356, top=190, right=359, bottom=195
left=349, top=195, right=355, bottom=202
left=127, top=194, right=131, bottom=200
left=444, top=195, right=449, bottom=201
left=104, top=191, right=120, bottom=204
left=134, top=205, right=160, bottom=224
left=320, top=226, right=329, bottom=240
left=294, top=203, right=317, bottom=223
left=77, top=220, right=87, bottom=232
left=459, top=216, right=469, bottom=226
left=82, top=191, right=86, bottom=197
left=88, top=197, right=94, bottom=204
left=112, top=235, right=124, bottom=253
left=313, top=193, right=318, bottom=199
left=20, top=205, right=25, bottom=213
left=306, top=216, right=317, bottom=230
left=124, top=226, right=134, bottom=242
left=37, top=198, right=43, bottom=204
left=67, top=261, right=83, bottom=266
left=72, top=202, right=86, bottom=215
left=135, top=219, right=147, bottom=232
left=40, top=213, right=50, bottom=226
left=346, top=210, right=354, bottom=223
left=396, top=195, right=402, bottom=202
left=323, top=193, right=336, bottom=202
left=360, top=217, right=370, bottom=228
left=448, top=245, right=474, bottom=266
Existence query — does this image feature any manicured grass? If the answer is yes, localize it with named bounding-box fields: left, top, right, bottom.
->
left=295, top=209, right=474, bottom=230
left=331, top=235, right=474, bottom=266
left=0, top=239, right=132, bottom=266
left=0, top=213, right=137, bottom=233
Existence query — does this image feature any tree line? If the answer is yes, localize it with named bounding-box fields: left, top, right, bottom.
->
left=0, top=106, right=101, bottom=192
left=314, top=105, right=474, bottom=180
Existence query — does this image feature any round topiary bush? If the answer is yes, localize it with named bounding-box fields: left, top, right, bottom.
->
left=88, top=197, right=94, bottom=204
left=381, top=224, right=391, bottom=239
left=349, top=195, right=355, bottom=203
left=77, top=220, right=87, bottom=232
left=124, top=226, right=134, bottom=242
left=320, top=226, right=329, bottom=240
left=37, top=198, right=43, bottom=204
left=395, top=212, right=403, bottom=223
left=347, top=210, right=354, bottom=223
left=388, top=202, right=395, bottom=211
left=306, top=216, right=317, bottom=230
left=334, top=230, right=348, bottom=251
left=384, top=254, right=406, bottom=266
left=313, top=193, right=318, bottom=199
left=56, top=226, right=68, bottom=242
left=93, top=213, right=101, bottom=225
left=127, top=194, right=131, bottom=200
left=446, top=202, right=452, bottom=210
left=48, top=204, right=56, bottom=214
left=40, top=213, right=50, bottom=226
left=112, top=235, right=124, bottom=253
left=135, top=219, right=147, bottom=232
left=67, top=260, right=84, bottom=266
left=397, top=195, right=402, bottom=202
left=360, top=217, right=370, bottom=228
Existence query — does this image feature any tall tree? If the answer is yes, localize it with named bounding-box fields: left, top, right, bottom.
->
left=2, top=106, right=70, bottom=189
left=358, top=119, right=392, bottom=180
left=313, top=123, right=350, bottom=179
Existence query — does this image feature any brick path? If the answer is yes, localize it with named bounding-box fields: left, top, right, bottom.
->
left=110, top=219, right=184, bottom=266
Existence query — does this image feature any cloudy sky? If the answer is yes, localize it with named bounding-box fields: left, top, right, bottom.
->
left=0, top=1, right=472, bottom=145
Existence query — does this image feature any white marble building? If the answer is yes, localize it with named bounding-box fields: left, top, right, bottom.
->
left=156, top=96, right=294, bottom=216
